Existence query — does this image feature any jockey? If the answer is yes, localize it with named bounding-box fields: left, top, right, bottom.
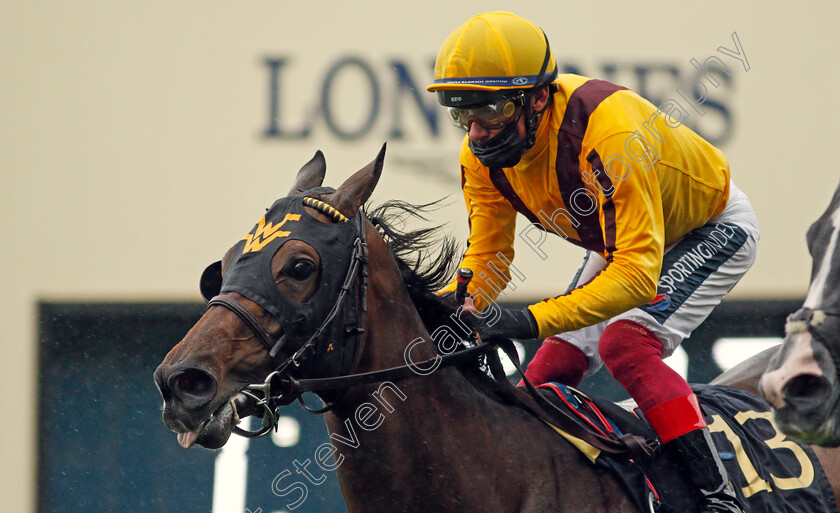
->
left=429, top=12, right=759, bottom=513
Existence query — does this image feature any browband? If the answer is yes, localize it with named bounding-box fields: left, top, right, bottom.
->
left=302, top=197, right=349, bottom=223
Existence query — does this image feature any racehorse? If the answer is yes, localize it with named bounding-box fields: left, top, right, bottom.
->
left=155, top=148, right=840, bottom=512
left=760, top=182, right=840, bottom=446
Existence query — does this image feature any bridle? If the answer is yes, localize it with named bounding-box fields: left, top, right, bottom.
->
left=205, top=197, right=372, bottom=436
left=786, top=199, right=840, bottom=370
left=785, top=306, right=840, bottom=379
left=205, top=197, right=497, bottom=438
left=782, top=305, right=840, bottom=420
left=203, top=196, right=655, bottom=459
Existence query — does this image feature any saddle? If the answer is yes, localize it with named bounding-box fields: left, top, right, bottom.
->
left=536, top=383, right=838, bottom=513
left=536, top=383, right=662, bottom=512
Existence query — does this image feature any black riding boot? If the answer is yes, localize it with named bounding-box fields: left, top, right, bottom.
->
left=667, top=428, right=745, bottom=513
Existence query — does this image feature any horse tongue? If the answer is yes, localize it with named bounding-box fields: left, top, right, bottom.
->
left=177, top=430, right=199, bottom=449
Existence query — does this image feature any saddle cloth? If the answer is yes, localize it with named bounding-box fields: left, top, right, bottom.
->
left=538, top=383, right=838, bottom=513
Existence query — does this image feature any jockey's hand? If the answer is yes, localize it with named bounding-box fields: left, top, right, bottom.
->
left=476, top=306, right=539, bottom=343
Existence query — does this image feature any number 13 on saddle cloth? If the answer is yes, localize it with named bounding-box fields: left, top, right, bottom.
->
left=541, top=383, right=837, bottom=513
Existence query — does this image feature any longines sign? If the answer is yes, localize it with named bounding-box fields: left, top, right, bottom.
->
left=262, top=56, right=736, bottom=146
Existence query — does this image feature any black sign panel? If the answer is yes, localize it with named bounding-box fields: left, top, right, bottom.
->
left=38, top=300, right=800, bottom=512
left=38, top=303, right=348, bottom=513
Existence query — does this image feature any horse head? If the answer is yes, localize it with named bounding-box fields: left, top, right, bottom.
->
left=760, top=182, right=840, bottom=446
left=153, top=145, right=425, bottom=449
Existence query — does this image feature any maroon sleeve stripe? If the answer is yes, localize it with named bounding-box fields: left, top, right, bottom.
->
left=587, top=149, right=617, bottom=261
left=488, top=168, right=544, bottom=227
left=554, top=79, right=627, bottom=254
left=488, top=167, right=589, bottom=248
left=460, top=165, right=473, bottom=235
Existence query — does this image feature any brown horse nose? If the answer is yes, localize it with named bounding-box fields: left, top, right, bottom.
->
left=155, top=364, right=218, bottom=410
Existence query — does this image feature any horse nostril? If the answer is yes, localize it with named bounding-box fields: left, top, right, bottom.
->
left=169, top=368, right=218, bottom=407
left=783, top=374, right=833, bottom=410
left=154, top=366, right=173, bottom=402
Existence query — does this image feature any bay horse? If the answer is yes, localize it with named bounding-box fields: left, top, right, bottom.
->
left=155, top=148, right=840, bottom=512
left=760, top=182, right=840, bottom=446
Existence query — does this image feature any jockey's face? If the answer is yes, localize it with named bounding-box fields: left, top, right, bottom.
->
left=467, top=86, right=550, bottom=145
left=468, top=112, right=525, bottom=144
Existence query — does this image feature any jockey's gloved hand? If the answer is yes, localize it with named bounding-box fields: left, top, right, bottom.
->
left=476, top=306, right=539, bottom=343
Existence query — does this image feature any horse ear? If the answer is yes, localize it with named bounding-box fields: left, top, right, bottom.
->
left=329, top=143, right=385, bottom=217
left=288, top=150, right=327, bottom=195
left=199, top=260, right=223, bottom=302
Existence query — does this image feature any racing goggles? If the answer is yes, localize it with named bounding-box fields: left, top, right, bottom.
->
left=447, top=95, right=524, bottom=131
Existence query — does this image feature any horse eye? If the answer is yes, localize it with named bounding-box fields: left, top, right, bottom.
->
left=289, top=259, right=316, bottom=280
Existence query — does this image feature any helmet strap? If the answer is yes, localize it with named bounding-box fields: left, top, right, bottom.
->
left=533, top=30, right=552, bottom=87
left=522, top=86, right=552, bottom=149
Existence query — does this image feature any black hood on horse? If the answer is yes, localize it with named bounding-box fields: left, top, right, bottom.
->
left=201, top=193, right=364, bottom=380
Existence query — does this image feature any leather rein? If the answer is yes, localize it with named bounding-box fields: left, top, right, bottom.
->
left=207, top=200, right=653, bottom=458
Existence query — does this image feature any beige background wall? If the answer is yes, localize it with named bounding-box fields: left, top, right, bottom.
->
left=2, top=1, right=838, bottom=511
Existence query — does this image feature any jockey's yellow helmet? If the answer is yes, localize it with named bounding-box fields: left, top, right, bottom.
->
left=427, top=12, right=557, bottom=106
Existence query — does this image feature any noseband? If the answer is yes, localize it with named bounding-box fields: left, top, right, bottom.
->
left=785, top=307, right=840, bottom=374
left=785, top=307, right=831, bottom=336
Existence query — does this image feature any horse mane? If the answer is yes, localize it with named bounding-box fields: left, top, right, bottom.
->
left=366, top=200, right=521, bottom=404
left=367, top=199, right=462, bottom=331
